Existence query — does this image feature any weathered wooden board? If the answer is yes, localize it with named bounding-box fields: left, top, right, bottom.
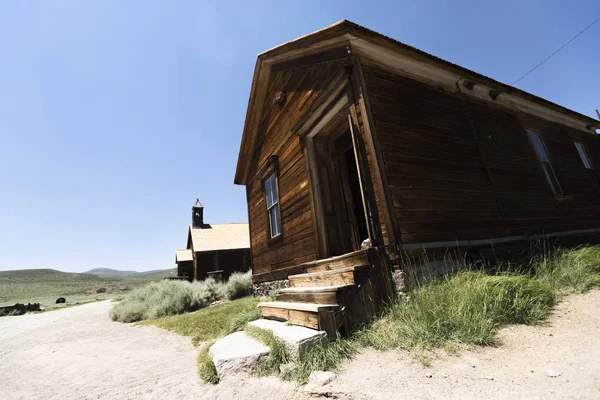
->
left=289, top=268, right=358, bottom=287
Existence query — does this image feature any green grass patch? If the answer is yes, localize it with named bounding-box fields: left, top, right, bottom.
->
left=197, top=341, right=219, bottom=384
left=529, top=245, right=600, bottom=294
left=244, top=325, right=290, bottom=376
left=357, top=272, right=555, bottom=351
left=142, top=296, right=260, bottom=345
left=281, top=336, right=357, bottom=383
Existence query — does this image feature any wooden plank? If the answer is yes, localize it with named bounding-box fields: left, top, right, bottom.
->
left=276, top=291, right=339, bottom=304
left=260, top=307, right=320, bottom=330
left=289, top=270, right=357, bottom=287
left=296, top=250, right=369, bottom=273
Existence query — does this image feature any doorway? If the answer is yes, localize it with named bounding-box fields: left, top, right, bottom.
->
left=310, top=121, right=370, bottom=257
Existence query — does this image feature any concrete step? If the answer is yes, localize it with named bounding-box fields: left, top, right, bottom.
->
left=275, top=284, right=356, bottom=304
left=288, top=265, right=370, bottom=287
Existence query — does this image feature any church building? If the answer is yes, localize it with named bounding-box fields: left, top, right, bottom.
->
left=175, top=199, right=251, bottom=281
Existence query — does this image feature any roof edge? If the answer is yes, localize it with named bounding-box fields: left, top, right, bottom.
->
left=234, top=20, right=600, bottom=185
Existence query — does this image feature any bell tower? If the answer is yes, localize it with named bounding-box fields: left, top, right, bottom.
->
left=192, top=198, right=204, bottom=228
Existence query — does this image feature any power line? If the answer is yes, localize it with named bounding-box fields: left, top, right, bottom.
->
left=512, top=17, right=599, bottom=85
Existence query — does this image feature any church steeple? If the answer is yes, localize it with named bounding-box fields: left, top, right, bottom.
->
left=192, top=198, right=204, bottom=228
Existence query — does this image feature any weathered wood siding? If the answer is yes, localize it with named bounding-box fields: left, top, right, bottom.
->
left=247, top=61, right=346, bottom=282
left=467, top=100, right=600, bottom=236
left=351, top=75, right=391, bottom=246
left=177, top=260, right=194, bottom=281
left=194, top=249, right=250, bottom=281
left=361, top=61, right=600, bottom=245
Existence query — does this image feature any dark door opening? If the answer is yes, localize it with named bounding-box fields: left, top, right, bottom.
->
left=313, top=126, right=369, bottom=257
left=342, top=146, right=369, bottom=245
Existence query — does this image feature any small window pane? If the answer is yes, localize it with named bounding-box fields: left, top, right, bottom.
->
left=542, top=163, right=563, bottom=195
left=527, top=131, right=550, bottom=162
left=265, top=175, right=277, bottom=208
left=574, top=142, right=593, bottom=170
left=269, top=205, right=281, bottom=237
left=264, top=172, right=281, bottom=238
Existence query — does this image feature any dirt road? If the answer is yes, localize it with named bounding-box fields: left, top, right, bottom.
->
left=1, top=292, right=599, bottom=399
left=310, top=289, right=600, bottom=400
left=0, top=301, right=302, bottom=400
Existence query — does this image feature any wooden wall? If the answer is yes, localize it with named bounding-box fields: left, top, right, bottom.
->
left=177, top=260, right=194, bottom=281
left=361, top=61, right=600, bottom=245
left=194, top=249, right=250, bottom=281
left=247, top=60, right=346, bottom=283
left=350, top=71, right=391, bottom=247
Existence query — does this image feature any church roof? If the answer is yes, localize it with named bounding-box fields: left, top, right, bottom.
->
left=188, top=223, right=250, bottom=253
left=175, top=249, right=193, bottom=263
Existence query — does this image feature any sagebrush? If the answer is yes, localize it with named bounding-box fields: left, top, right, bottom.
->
left=110, top=270, right=253, bottom=322
left=223, top=271, right=254, bottom=300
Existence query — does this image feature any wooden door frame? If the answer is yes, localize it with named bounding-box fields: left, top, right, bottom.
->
left=348, top=57, right=400, bottom=247
left=296, top=78, right=383, bottom=258
left=302, top=92, right=349, bottom=258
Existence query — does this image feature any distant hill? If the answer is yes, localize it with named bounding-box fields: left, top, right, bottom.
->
left=0, top=267, right=175, bottom=307
left=0, top=268, right=100, bottom=282
left=84, top=268, right=176, bottom=280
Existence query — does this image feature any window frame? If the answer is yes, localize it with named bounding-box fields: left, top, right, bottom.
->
left=574, top=141, right=594, bottom=170
left=264, top=172, right=282, bottom=240
left=574, top=140, right=600, bottom=187
left=526, top=130, right=564, bottom=196
left=257, top=156, right=283, bottom=243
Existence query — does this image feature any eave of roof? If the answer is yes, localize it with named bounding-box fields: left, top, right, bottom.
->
left=234, top=19, right=600, bottom=185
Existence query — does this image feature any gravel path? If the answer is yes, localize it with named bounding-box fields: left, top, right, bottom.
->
left=1, top=292, right=599, bottom=399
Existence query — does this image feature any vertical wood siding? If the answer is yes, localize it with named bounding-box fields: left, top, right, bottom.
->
left=194, top=249, right=251, bottom=281
left=361, top=61, right=600, bottom=245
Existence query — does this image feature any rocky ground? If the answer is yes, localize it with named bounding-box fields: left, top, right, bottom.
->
left=1, top=291, right=599, bottom=399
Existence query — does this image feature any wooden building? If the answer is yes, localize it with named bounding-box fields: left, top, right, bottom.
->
left=175, top=199, right=251, bottom=281
left=234, top=21, right=600, bottom=337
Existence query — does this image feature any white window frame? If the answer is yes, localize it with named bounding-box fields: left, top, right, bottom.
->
left=264, top=172, right=281, bottom=239
left=527, top=130, right=563, bottom=195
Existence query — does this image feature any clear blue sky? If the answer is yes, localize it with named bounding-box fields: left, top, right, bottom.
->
left=1, top=1, right=598, bottom=272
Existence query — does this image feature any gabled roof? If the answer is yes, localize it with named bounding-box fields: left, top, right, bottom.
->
left=175, top=249, right=193, bottom=263
left=234, top=20, right=600, bottom=185
left=188, top=223, right=250, bottom=253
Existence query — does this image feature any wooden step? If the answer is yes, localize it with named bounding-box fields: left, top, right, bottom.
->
left=275, top=284, right=355, bottom=304
left=288, top=265, right=370, bottom=287
left=258, top=301, right=339, bottom=335
left=296, top=249, right=369, bottom=274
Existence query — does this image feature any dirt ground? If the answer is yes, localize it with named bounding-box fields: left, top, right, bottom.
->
left=1, top=292, right=599, bottom=400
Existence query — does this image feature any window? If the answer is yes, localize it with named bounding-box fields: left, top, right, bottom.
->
left=527, top=130, right=563, bottom=195
left=265, top=173, right=281, bottom=238
left=574, top=141, right=594, bottom=170
left=574, top=141, right=600, bottom=186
